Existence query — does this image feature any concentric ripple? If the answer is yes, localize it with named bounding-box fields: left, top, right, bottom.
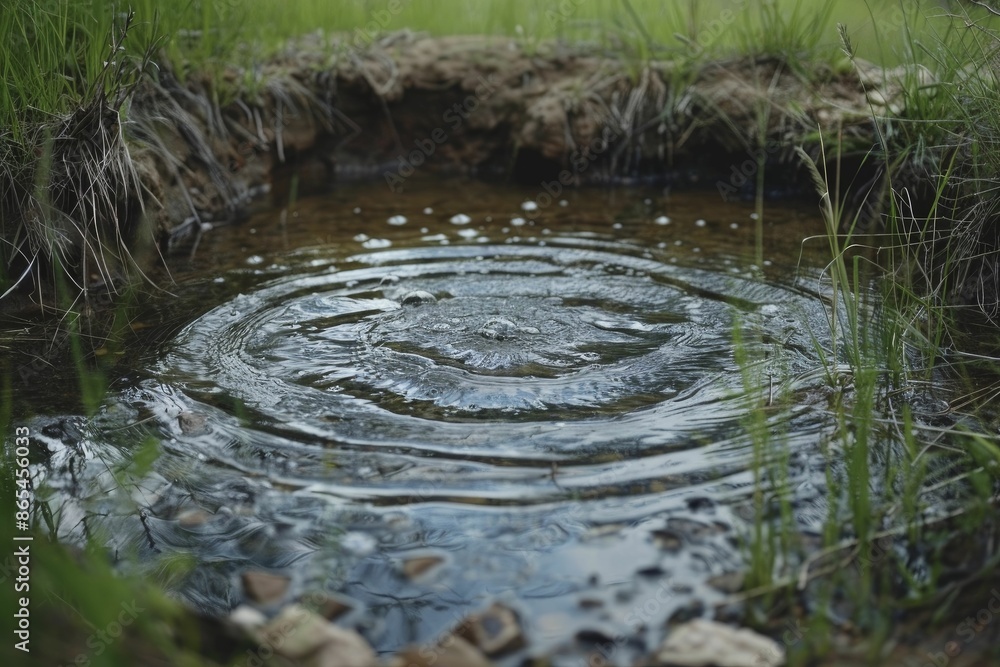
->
left=157, top=239, right=833, bottom=504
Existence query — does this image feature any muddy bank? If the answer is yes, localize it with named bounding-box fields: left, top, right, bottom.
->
left=133, top=32, right=901, bottom=253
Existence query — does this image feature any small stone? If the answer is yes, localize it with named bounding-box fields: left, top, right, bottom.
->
left=229, top=604, right=267, bottom=629
left=241, top=570, right=290, bottom=606
left=390, top=636, right=493, bottom=667
left=178, top=411, right=208, bottom=435
left=304, top=625, right=378, bottom=667
left=652, top=529, right=683, bottom=552
left=300, top=591, right=355, bottom=620
left=654, top=618, right=785, bottom=667
left=456, top=602, right=525, bottom=657
left=253, top=605, right=377, bottom=666
left=176, top=508, right=211, bottom=528
left=706, top=571, right=744, bottom=594
left=401, top=554, right=445, bottom=580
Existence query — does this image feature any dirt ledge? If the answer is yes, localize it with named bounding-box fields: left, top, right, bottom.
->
left=134, top=32, right=907, bottom=254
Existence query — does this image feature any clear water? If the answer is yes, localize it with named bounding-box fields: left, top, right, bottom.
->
left=27, top=179, right=963, bottom=664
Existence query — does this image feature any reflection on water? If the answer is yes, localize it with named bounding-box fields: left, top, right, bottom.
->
left=26, top=179, right=961, bottom=663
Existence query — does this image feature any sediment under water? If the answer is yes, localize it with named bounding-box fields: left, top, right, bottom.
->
left=26, top=178, right=969, bottom=664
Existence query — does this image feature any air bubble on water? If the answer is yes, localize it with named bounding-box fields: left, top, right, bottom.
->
left=387, top=215, right=407, bottom=225
left=477, top=317, right=519, bottom=340
left=695, top=219, right=707, bottom=227
left=674, top=240, right=682, bottom=246
left=450, top=213, right=472, bottom=225
left=420, top=227, right=429, bottom=233
left=579, top=352, right=601, bottom=362
left=213, top=277, right=225, bottom=283
left=353, top=233, right=369, bottom=242
left=401, top=290, right=437, bottom=306
left=379, top=274, right=400, bottom=286
left=363, top=238, right=392, bottom=249
left=644, top=198, right=652, bottom=205
left=559, top=200, right=568, bottom=207
left=353, top=207, right=361, bottom=214
left=422, top=233, right=448, bottom=242
left=423, top=207, right=433, bottom=214
left=730, top=222, right=739, bottom=229
left=750, top=212, right=760, bottom=220
left=511, top=217, right=526, bottom=227
left=655, top=216, right=671, bottom=225
left=521, top=200, right=539, bottom=212
left=612, top=222, right=623, bottom=229
left=485, top=216, right=493, bottom=222
left=457, top=229, right=478, bottom=239
left=246, top=255, right=264, bottom=265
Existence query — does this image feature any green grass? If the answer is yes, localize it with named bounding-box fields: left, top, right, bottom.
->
left=726, top=10, right=1000, bottom=650
left=225, top=0, right=932, bottom=64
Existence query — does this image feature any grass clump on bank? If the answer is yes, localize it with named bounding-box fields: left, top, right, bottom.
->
left=0, top=2, right=157, bottom=308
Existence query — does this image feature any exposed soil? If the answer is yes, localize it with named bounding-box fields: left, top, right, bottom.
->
left=130, top=32, right=909, bottom=256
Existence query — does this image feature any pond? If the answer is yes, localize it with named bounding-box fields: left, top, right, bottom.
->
left=27, top=177, right=972, bottom=664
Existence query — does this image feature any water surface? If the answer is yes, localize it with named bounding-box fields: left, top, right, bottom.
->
left=29, top=179, right=956, bottom=664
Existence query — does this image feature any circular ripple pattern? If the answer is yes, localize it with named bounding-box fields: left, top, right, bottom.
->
left=159, top=240, right=831, bottom=503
